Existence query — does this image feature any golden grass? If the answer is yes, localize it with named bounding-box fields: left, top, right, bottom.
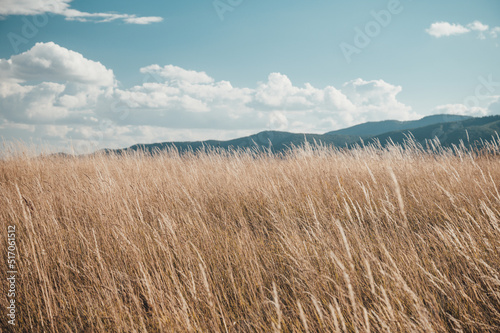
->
left=1, top=141, right=500, bottom=332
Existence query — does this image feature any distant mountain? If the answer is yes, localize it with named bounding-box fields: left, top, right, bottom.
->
left=107, top=114, right=500, bottom=155
left=368, top=115, right=500, bottom=147
left=120, top=131, right=360, bottom=154
left=326, top=114, right=471, bottom=137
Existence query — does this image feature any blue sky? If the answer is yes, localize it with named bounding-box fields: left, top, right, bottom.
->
left=0, top=0, right=499, bottom=152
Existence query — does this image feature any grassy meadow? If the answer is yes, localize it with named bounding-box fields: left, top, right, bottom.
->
left=1, top=140, right=500, bottom=332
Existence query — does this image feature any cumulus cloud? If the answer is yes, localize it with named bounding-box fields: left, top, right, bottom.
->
left=0, top=42, right=114, bottom=86
left=431, top=104, right=488, bottom=117
left=425, top=22, right=470, bottom=37
left=432, top=96, right=500, bottom=118
left=0, top=81, right=69, bottom=122
left=426, top=20, right=499, bottom=40
left=0, top=42, right=113, bottom=124
left=342, top=78, right=410, bottom=115
left=0, top=0, right=163, bottom=24
left=140, top=65, right=214, bottom=85
left=467, top=21, right=489, bottom=39
left=0, top=42, right=422, bottom=152
left=467, top=21, right=489, bottom=32
left=268, top=111, right=289, bottom=130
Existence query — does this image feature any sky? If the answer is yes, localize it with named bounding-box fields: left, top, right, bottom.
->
left=0, top=0, right=499, bottom=152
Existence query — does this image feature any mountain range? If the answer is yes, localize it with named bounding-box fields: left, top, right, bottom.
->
left=107, top=114, right=500, bottom=154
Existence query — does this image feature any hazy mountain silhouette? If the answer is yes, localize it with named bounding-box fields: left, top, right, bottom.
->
left=107, top=114, right=500, bottom=154
left=120, top=131, right=359, bottom=154
left=368, top=115, right=500, bottom=147
left=326, top=114, right=471, bottom=137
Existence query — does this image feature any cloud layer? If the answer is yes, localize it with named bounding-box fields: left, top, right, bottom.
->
left=1, top=42, right=498, bottom=152
left=0, top=0, right=163, bottom=24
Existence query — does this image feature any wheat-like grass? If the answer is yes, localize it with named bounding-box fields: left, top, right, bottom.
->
left=1, top=140, right=500, bottom=332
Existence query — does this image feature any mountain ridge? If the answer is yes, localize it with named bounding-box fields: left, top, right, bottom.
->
left=106, top=114, right=500, bottom=154
left=326, top=114, right=471, bottom=137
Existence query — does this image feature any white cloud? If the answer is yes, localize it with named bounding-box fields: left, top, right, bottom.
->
left=425, top=22, right=470, bottom=38
left=0, top=80, right=107, bottom=124
left=432, top=95, right=500, bottom=118
left=253, top=73, right=354, bottom=112
left=0, top=42, right=113, bottom=124
left=467, top=21, right=489, bottom=32
left=0, top=42, right=114, bottom=86
left=123, top=16, right=164, bottom=25
left=41, top=124, right=70, bottom=138
left=341, top=78, right=414, bottom=120
left=255, top=73, right=293, bottom=107
left=268, top=111, right=289, bottom=130
left=0, top=0, right=70, bottom=16
left=0, top=0, right=163, bottom=24
left=0, top=42, right=422, bottom=152
left=0, top=82, right=69, bottom=122
left=140, top=65, right=214, bottom=85
left=490, top=27, right=500, bottom=38
left=426, top=20, right=499, bottom=40
left=432, top=104, right=488, bottom=117
left=468, top=21, right=489, bottom=39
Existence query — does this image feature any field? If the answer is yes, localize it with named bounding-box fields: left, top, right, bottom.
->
left=1, top=141, right=500, bottom=332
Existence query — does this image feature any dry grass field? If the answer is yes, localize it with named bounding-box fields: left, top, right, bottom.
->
left=1, top=140, right=500, bottom=332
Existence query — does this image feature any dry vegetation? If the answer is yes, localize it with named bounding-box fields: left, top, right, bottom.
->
left=1, top=140, right=500, bottom=332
